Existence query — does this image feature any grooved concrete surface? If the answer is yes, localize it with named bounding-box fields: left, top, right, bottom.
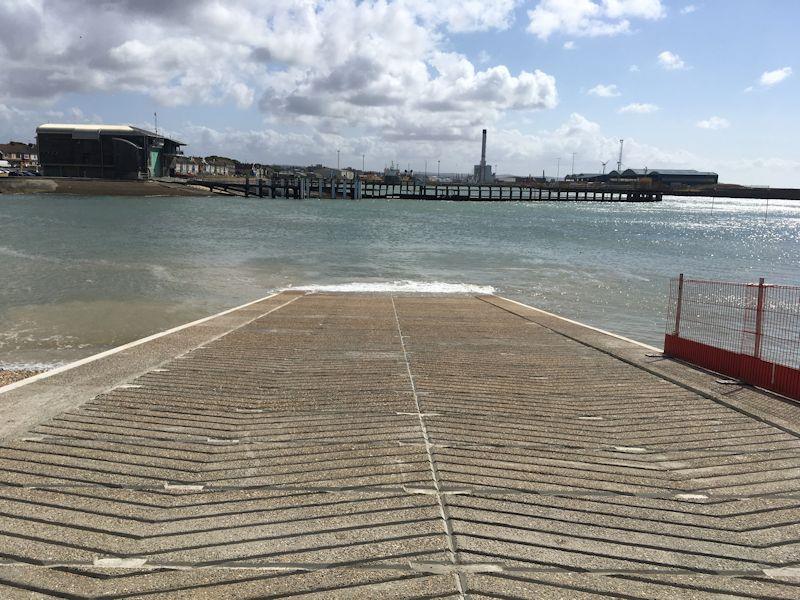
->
left=1, top=292, right=799, bottom=599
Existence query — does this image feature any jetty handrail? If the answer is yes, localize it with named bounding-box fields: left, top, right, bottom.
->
left=664, top=274, right=800, bottom=399
left=185, top=177, right=663, bottom=202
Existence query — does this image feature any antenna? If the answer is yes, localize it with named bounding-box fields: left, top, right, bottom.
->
left=617, top=139, right=624, bottom=172
left=154, top=112, right=158, bottom=135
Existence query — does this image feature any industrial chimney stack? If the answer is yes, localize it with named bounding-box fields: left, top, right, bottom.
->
left=473, top=128, right=494, bottom=184
left=480, top=129, right=487, bottom=168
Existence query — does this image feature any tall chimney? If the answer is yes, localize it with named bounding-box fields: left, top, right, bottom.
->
left=480, top=129, right=487, bottom=167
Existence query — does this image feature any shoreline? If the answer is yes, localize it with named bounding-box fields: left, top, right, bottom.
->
left=0, top=177, right=212, bottom=197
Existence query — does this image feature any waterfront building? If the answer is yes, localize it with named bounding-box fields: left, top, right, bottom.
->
left=608, top=168, right=718, bottom=186
left=0, top=141, right=38, bottom=171
left=203, top=156, right=235, bottom=177
left=36, top=124, right=184, bottom=179
left=234, top=162, right=272, bottom=178
left=174, top=156, right=202, bottom=176
left=566, top=173, right=607, bottom=182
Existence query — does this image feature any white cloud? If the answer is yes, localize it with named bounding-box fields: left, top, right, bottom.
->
left=629, top=64, right=640, bottom=72
left=563, top=41, right=576, bottom=49
left=619, top=102, right=659, bottom=114
left=399, top=0, right=519, bottom=33
left=680, top=4, right=697, bottom=14
left=588, top=83, right=621, bottom=97
left=657, top=50, right=687, bottom=70
left=0, top=0, right=552, bottom=144
left=477, top=49, right=491, bottom=64
left=696, top=116, right=730, bottom=130
left=180, top=112, right=697, bottom=176
left=759, top=66, right=792, bottom=87
left=527, top=0, right=665, bottom=40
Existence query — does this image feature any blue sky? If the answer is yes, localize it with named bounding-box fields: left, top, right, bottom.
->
left=1, top=1, right=797, bottom=184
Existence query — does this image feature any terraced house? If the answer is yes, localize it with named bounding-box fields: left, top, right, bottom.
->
left=0, top=141, right=38, bottom=171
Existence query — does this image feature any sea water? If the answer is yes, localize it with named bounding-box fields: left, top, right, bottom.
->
left=1, top=193, right=798, bottom=369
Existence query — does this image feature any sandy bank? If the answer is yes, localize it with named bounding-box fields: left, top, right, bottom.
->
left=0, top=177, right=212, bottom=196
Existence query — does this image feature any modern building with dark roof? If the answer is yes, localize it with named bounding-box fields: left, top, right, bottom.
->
left=565, top=172, right=607, bottom=182
left=36, top=124, right=184, bottom=179
left=608, top=168, right=718, bottom=186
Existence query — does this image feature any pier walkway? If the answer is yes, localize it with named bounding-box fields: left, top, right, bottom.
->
left=187, top=178, right=664, bottom=202
left=1, top=292, right=799, bottom=598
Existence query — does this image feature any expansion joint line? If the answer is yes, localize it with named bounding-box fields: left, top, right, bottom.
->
left=390, top=297, right=467, bottom=600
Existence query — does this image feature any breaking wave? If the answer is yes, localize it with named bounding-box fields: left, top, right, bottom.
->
left=289, top=280, right=495, bottom=294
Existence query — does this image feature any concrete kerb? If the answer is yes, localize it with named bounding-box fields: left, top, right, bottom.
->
left=483, top=294, right=800, bottom=439
left=0, top=291, right=305, bottom=442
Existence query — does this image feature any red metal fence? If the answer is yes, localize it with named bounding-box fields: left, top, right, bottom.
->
left=664, top=275, right=800, bottom=400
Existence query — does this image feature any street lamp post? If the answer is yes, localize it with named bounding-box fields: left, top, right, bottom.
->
left=437, top=160, right=440, bottom=179
left=337, top=149, right=340, bottom=171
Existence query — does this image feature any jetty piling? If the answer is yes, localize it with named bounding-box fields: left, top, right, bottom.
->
left=188, top=177, right=666, bottom=201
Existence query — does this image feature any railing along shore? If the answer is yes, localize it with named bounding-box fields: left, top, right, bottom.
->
left=664, top=274, right=800, bottom=400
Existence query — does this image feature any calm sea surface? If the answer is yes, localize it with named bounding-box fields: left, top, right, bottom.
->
left=1, top=193, right=798, bottom=369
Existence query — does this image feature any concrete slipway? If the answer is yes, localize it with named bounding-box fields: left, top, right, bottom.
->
left=0, top=291, right=799, bottom=599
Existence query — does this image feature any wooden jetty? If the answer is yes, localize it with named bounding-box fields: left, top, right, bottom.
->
left=188, top=177, right=664, bottom=202
left=1, top=291, right=799, bottom=598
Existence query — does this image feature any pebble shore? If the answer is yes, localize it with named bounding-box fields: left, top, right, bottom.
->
left=0, top=370, right=42, bottom=387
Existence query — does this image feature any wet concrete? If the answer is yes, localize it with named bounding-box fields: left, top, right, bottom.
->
left=0, top=292, right=798, bottom=598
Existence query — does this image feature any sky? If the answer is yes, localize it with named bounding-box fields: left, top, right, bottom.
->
left=0, top=0, right=798, bottom=185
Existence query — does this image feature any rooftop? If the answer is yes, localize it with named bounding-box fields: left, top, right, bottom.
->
left=614, top=168, right=719, bottom=177
left=0, top=141, right=37, bottom=154
left=37, top=123, right=184, bottom=145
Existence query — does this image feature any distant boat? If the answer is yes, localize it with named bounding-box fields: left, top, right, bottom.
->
left=383, top=161, right=401, bottom=184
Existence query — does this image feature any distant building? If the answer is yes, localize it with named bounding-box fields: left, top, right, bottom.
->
left=0, top=141, right=38, bottom=170
left=174, top=156, right=202, bottom=176
left=608, top=168, right=718, bottom=186
left=565, top=173, right=607, bottom=183
left=203, top=156, right=235, bottom=177
left=36, top=124, right=184, bottom=179
left=235, top=162, right=272, bottom=178
left=495, top=175, right=518, bottom=183
left=361, top=171, right=382, bottom=183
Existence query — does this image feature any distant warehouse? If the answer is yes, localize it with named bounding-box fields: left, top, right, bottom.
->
left=608, top=169, right=719, bottom=186
left=568, top=169, right=718, bottom=186
left=36, top=124, right=184, bottom=179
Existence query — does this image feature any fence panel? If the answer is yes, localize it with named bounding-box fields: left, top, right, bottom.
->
left=664, top=275, right=800, bottom=400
